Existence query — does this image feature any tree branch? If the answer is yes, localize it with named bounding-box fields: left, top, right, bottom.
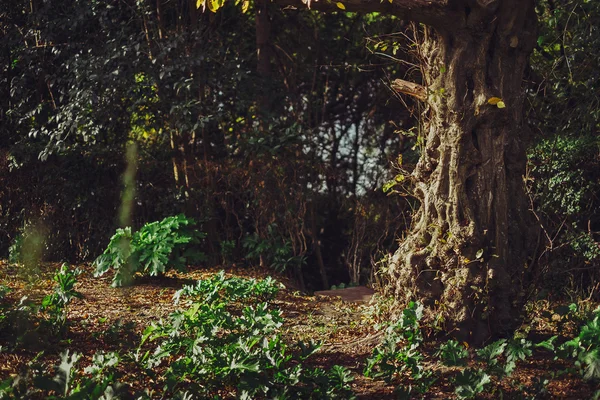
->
left=391, top=78, right=427, bottom=101
left=273, top=0, right=456, bottom=29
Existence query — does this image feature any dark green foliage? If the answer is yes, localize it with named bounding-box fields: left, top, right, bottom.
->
left=528, top=0, right=600, bottom=291
left=0, top=0, right=409, bottom=287
left=93, top=215, right=206, bottom=287
left=242, top=225, right=307, bottom=272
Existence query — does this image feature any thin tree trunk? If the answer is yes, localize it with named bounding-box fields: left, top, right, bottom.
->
left=310, top=202, right=329, bottom=289
left=255, top=0, right=272, bottom=114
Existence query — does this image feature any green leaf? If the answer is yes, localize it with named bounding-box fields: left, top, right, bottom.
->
left=506, top=339, right=532, bottom=364
left=476, top=339, right=506, bottom=363
left=582, top=349, right=600, bottom=380
left=336, top=2, right=346, bottom=9
left=535, top=335, right=557, bottom=351
left=382, top=180, right=396, bottom=193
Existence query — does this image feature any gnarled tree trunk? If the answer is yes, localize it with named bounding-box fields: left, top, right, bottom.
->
left=389, top=1, right=538, bottom=344
left=266, top=0, right=538, bottom=343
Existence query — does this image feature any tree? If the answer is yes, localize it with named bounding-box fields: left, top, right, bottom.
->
left=249, top=0, right=539, bottom=343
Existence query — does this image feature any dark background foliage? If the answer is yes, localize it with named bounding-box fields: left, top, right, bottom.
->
left=1, top=0, right=598, bottom=293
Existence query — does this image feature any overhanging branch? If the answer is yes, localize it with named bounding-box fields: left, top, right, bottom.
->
left=391, top=78, right=427, bottom=101
left=273, top=0, right=455, bottom=28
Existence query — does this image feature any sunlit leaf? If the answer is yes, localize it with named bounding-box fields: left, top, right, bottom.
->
left=487, top=97, right=502, bottom=105
left=336, top=2, right=346, bottom=9
left=207, top=0, right=220, bottom=12
left=242, top=0, right=250, bottom=13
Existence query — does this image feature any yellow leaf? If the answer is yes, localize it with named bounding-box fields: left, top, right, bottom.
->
left=487, top=97, right=502, bottom=105
left=242, top=0, right=249, bottom=12
left=207, top=0, right=220, bottom=12
left=497, top=101, right=506, bottom=109
left=196, top=0, right=203, bottom=8
left=336, top=2, right=345, bottom=9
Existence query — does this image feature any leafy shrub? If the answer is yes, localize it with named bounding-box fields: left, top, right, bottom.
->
left=94, top=214, right=206, bottom=286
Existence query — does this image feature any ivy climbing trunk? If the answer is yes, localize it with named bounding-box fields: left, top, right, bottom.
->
left=389, top=1, right=538, bottom=344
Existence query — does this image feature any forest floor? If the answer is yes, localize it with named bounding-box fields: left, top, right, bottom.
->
left=0, top=260, right=598, bottom=399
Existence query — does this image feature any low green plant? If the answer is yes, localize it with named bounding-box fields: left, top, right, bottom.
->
left=556, top=306, right=600, bottom=380
left=41, top=264, right=83, bottom=328
left=0, top=350, right=128, bottom=399
left=94, top=214, right=206, bottom=286
left=453, top=369, right=491, bottom=399
left=0, top=285, right=10, bottom=322
left=364, top=301, right=434, bottom=398
left=7, top=235, right=23, bottom=265
left=141, top=272, right=354, bottom=399
left=173, top=271, right=283, bottom=304
left=450, top=337, right=541, bottom=399
left=437, top=340, right=468, bottom=367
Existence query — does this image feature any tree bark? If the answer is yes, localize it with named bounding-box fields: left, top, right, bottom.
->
left=388, top=0, right=539, bottom=344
